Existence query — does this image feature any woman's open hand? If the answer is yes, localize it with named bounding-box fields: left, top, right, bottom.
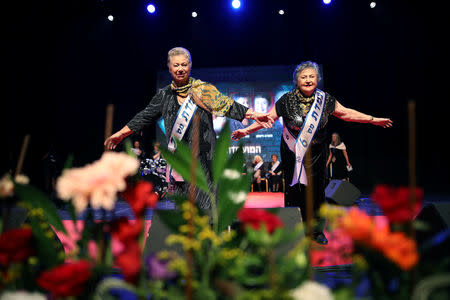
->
left=231, top=129, right=247, bottom=141
left=372, top=117, right=393, bottom=128
left=104, top=132, right=126, bottom=150
left=252, top=112, right=274, bottom=128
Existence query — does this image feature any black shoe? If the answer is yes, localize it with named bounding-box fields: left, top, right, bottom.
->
left=313, top=232, right=328, bottom=245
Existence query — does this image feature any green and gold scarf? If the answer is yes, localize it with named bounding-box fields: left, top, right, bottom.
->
left=171, top=77, right=234, bottom=117
left=293, top=88, right=315, bottom=117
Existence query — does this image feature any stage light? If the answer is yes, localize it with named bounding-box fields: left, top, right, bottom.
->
left=231, top=0, right=241, bottom=9
left=323, top=0, right=332, bottom=4
left=147, top=4, right=156, bottom=14
left=107, top=15, right=114, bottom=21
left=370, top=2, right=376, bottom=8
left=192, top=11, right=198, bottom=18
left=278, top=9, right=285, bottom=15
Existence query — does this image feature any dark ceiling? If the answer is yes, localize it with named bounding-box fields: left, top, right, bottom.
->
left=4, top=0, right=449, bottom=192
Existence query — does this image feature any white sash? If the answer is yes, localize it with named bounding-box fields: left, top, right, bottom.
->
left=271, top=161, right=280, bottom=172
left=254, top=161, right=263, bottom=172
left=282, top=89, right=326, bottom=186
left=166, top=96, right=198, bottom=182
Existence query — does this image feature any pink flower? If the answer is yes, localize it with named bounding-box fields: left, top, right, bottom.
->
left=56, top=152, right=139, bottom=213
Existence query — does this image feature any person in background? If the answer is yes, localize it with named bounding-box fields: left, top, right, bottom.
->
left=131, top=140, right=145, bottom=159
left=267, top=154, right=282, bottom=192
left=326, top=133, right=351, bottom=181
left=152, top=142, right=162, bottom=161
left=252, top=155, right=265, bottom=192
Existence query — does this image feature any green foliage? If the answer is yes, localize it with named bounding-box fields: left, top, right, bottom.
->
left=159, top=126, right=250, bottom=233
left=159, top=138, right=209, bottom=193
left=15, top=183, right=66, bottom=234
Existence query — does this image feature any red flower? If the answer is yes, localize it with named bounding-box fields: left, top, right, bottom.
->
left=0, top=227, right=35, bottom=266
left=115, top=242, right=141, bottom=284
left=111, top=217, right=143, bottom=244
left=123, top=181, right=159, bottom=216
left=237, top=208, right=284, bottom=234
left=371, top=185, right=423, bottom=223
left=36, top=260, right=92, bottom=298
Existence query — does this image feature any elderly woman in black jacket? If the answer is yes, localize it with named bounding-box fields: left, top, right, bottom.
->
left=105, top=47, right=273, bottom=208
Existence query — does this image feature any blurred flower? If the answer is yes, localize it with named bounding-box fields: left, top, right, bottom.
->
left=111, top=217, right=143, bottom=244
left=166, top=234, right=201, bottom=251
left=319, top=204, right=347, bottom=221
left=371, top=185, right=423, bottom=223
left=145, top=254, right=176, bottom=280
left=338, top=207, right=419, bottom=270
left=291, top=280, right=334, bottom=300
left=123, top=181, right=159, bottom=216
left=0, top=227, right=35, bottom=266
left=14, top=174, right=29, bottom=185
left=115, top=242, right=141, bottom=284
left=238, top=208, right=284, bottom=234
left=228, top=191, right=247, bottom=204
left=0, top=291, right=46, bottom=300
left=339, top=207, right=374, bottom=243
left=36, top=260, right=92, bottom=298
left=56, top=152, right=139, bottom=213
left=374, top=231, right=419, bottom=271
left=0, top=173, right=14, bottom=198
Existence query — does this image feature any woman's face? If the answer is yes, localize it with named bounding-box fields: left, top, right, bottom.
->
left=297, top=68, right=318, bottom=96
left=169, top=55, right=191, bottom=86
left=271, top=155, right=277, bottom=163
left=332, top=134, right=338, bottom=143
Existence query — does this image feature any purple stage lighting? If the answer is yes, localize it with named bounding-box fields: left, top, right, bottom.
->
left=231, top=0, right=241, bottom=9
left=323, top=0, right=332, bottom=4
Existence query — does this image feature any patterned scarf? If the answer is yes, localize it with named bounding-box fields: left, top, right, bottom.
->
left=171, top=77, right=234, bottom=117
left=171, top=78, right=194, bottom=98
left=293, top=88, right=315, bottom=117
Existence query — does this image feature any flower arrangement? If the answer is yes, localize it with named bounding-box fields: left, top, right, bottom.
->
left=1, top=126, right=449, bottom=299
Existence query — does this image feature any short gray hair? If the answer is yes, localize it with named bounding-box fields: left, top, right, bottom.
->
left=293, top=61, right=321, bottom=87
left=167, top=47, right=192, bottom=66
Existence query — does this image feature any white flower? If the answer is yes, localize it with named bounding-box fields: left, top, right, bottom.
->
left=14, top=174, right=30, bottom=185
left=56, top=152, right=139, bottom=213
left=223, top=169, right=240, bottom=180
left=291, top=281, right=334, bottom=300
left=0, top=173, right=14, bottom=198
left=228, top=191, right=247, bottom=204
left=0, top=291, right=46, bottom=300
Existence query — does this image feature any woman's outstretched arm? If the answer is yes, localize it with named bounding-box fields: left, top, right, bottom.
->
left=231, top=106, right=279, bottom=140
left=333, top=101, right=393, bottom=128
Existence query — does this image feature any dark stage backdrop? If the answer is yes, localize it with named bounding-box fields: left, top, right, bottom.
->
left=3, top=1, right=449, bottom=196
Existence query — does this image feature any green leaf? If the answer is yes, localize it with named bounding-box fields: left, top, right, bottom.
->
left=159, top=139, right=209, bottom=193
left=63, top=153, right=74, bottom=170
left=124, top=139, right=135, bottom=157
left=233, top=254, right=268, bottom=286
left=28, top=214, right=65, bottom=268
left=334, top=288, right=355, bottom=300
left=156, top=209, right=185, bottom=233
left=104, top=237, right=113, bottom=269
left=212, top=123, right=231, bottom=184
left=193, top=286, right=217, bottom=300
left=168, top=193, right=189, bottom=207
left=15, top=184, right=66, bottom=234
left=216, top=146, right=250, bottom=232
